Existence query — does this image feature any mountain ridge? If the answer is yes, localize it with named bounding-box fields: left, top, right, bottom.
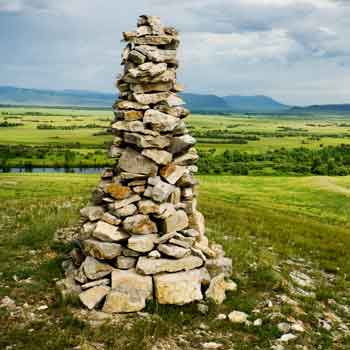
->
left=1, top=86, right=349, bottom=114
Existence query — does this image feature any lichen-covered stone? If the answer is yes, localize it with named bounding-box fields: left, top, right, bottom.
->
left=106, top=183, right=131, bottom=200
left=123, top=214, right=157, bottom=235
left=83, top=240, right=122, bottom=260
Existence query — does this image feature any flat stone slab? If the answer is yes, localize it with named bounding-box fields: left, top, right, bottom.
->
left=136, top=256, right=203, bottom=275
left=111, top=269, right=153, bottom=299
left=154, top=269, right=204, bottom=305
left=79, top=286, right=110, bottom=310
left=118, top=147, right=158, bottom=175
left=103, top=287, right=146, bottom=313
left=82, top=257, right=113, bottom=280
left=83, top=240, right=122, bottom=260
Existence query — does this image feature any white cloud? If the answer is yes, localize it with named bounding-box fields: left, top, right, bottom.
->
left=0, top=0, right=350, bottom=104
left=0, top=0, right=22, bottom=12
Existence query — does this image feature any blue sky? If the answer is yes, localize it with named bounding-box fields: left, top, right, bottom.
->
left=0, top=0, right=349, bottom=105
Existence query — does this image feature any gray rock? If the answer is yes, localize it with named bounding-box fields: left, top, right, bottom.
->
left=83, top=240, right=122, bottom=260
left=143, top=109, right=179, bottom=132
left=79, top=286, right=110, bottom=310
left=164, top=94, right=186, bottom=107
left=157, top=244, right=191, bottom=259
left=228, top=311, right=248, bottom=324
left=123, top=214, right=157, bottom=235
left=124, top=132, right=170, bottom=149
left=113, top=204, right=137, bottom=218
left=205, top=273, right=237, bottom=304
left=128, top=50, right=146, bottom=64
left=127, top=234, right=158, bottom=253
left=81, top=222, right=97, bottom=239
left=170, top=187, right=181, bottom=204
left=169, top=238, right=192, bottom=249
left=148, top=250, right=161, bottom=258
left=56, top=277, right=82, bottom=298
left=131, top=82, right=173, bottom=94
left=162, top=210, right=189, bottom=233
left=135, top=45, right=176, bottom=63
left=116, top=256, right=137, bottom=269
left=173, top=148, right=199, bottom=165
left=154, top=269, right=204, bottom=305
left=143, top=15, right=165, bottom=35
left=134, top=92, right=171, bottom=105
left=206, top=257, right=233, bottom=278
left=138, top=200, right=160, bottom=215
left=136, top=25, right=152, bottom=37
left=154, top=203, right=176, bottom=219
left=112, top=121, right=158, bottom=136
left=118, top=147, right=158, bottom=175
left=142, top=149, right=172, bottom=165
left=180, top=229, right=200, bottom=238
left=155, top=231, right=177, bottom=244
left=154, top=105, right=190, bottom=118
left=92, top=221, right=129, bottom=242
left=116, top=100, right=149, bottom=110
left=188, top=210, right=205, bottom=236
left=109, top=145, right=123, bottom=158
left=136, top=256, right=203, bottom=275
left=159, top=164, right=186, bottom=184
left=126, top=62, right=167, bottom=79
left=81, top=278, right=110, bottom=290
left=101, top=213, right=121, bottom=226
left=134, top=35, right=175, bottom=46
left=80, top=206, right=104, bottom=222
left=102, top=287, right=146, bottom=313
left=177, top=172, right=198, bottom=187
left=122, top=247, right=141, bottom=257
left=111, top=269, right=153, bottom=299
left=109, top=194, right=141, bottom=210
left=82, top=257, right=113, bottom=280
left=145, top=177, right=175, bottom=202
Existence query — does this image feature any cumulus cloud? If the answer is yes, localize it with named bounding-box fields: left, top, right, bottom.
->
left=0, top=0, right=349, bottom=104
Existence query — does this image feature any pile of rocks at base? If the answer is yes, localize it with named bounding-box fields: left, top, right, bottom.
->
left=59, top=15, right=234, bottom=313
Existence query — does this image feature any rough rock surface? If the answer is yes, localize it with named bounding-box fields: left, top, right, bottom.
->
left=154, top=269, right=204, bottom=305
left=67, top=15, right=232, bottom=313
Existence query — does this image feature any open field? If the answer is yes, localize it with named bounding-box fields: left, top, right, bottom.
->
left=2, top=107, right=350, bottom=175
left=1, top=173, right=350, bottom=349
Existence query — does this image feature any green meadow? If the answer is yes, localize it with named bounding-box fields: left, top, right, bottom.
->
left=1, top=173, right=350, bottom=349
left=2, top=106, right=350, bottom=173
left=1, top=107, right=350, bottom=348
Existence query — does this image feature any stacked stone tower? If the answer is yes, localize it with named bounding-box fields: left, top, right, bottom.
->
left=73, top=16, right=233, bottom=312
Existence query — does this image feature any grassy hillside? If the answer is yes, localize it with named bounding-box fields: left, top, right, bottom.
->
left=0, top=174, right=350, bottom=349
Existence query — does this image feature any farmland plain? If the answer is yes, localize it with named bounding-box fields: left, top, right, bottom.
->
left=2, top=106, right=350, bottom=172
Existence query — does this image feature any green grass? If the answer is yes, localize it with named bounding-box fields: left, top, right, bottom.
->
left=1, top=173, right=350, bottom=349
left=2, top=107, right=350, bottom=153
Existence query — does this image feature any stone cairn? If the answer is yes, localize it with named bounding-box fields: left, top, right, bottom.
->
left=66, top=15, right=234, bottom=313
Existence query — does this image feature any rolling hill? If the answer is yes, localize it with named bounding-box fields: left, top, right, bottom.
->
left=0, top=86, right=288, bottom=113
left=1, top=86, right=349, bottom=114
left=222, top=95, right=289, bottom=113
left=290, top=104, right=350, bottom=114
